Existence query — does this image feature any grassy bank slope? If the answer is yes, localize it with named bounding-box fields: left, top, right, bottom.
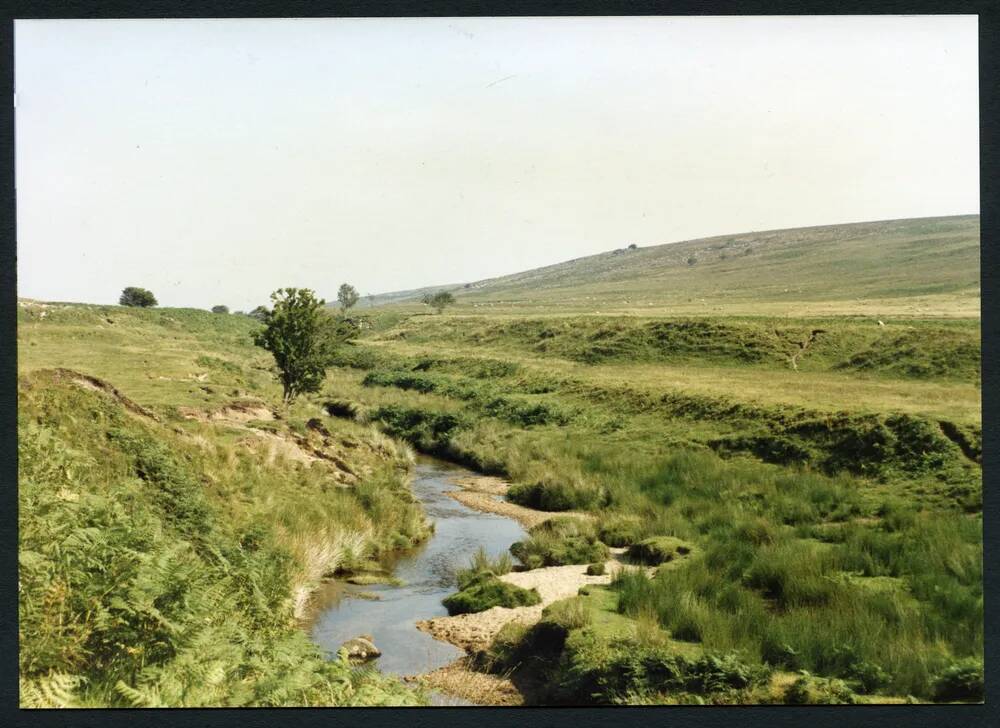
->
left=17, top=302, right=429, bottom=707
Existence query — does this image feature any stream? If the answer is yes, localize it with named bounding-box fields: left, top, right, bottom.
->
left=304, top=456, right=526, bottom=698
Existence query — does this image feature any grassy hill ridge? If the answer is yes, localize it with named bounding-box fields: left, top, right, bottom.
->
left=353, top=215, right=979, bottom=317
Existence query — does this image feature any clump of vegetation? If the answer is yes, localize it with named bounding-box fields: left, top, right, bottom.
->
left=440, top=547, right=532, bottom=615
left=442, top=573, right=541, bottom=615
left=510, top=517, right=609, bottom=568
left=211, top=305, right=229, bottom=314
left=586, top=562, right=606, bottom=576
left=367, top=405, right=466, bottom=454
left=783, top=674, right=858, bottom=705
left=597, top=514, right=644, bottom=547
left=507, top=476, right=606, bottom=512
left=627, top=537, right=692, bottom=565
left=931, top=659, right=984, bottom=702
left=119, top=286, right=157, bottom=307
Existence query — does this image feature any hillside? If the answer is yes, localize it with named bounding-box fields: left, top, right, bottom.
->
left=358, top=215, right=980, bottom=317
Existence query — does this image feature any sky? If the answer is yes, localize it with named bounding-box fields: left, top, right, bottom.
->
left=15, top=16, right=979, bottom=311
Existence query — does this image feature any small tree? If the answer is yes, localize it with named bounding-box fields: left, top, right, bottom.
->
left=249, top=305, right=269, bottom=321
left=422, top=291, right=456, bottom=314
left=119, top=287, right=157, bottom=308
left=337, top=283, right=360, bottom=312
left=211, top=305, right=229, bottom=314
left=628, top=243, right=638, bottom=250
left=252, top=288, right=354, bottom=403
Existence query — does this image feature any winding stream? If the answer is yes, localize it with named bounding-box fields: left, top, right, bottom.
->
left=305, top=456, right=526, bottom=681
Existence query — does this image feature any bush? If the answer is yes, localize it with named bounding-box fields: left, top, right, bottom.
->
left=119, top=287, right=157, bottom=307
left=442, top=573, right=541, bottom=615
left=627, top=537, right=692, bottom=566
left=931, top=659, right=984, bottom=702
left=211, top=305, right=229, bottom=314
left=586, top=562, right=606, bottom=576
left=510, top=517, right=609, bottom=568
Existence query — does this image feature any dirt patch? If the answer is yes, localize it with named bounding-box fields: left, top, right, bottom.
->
left=406, top=657, right=523, bottom=706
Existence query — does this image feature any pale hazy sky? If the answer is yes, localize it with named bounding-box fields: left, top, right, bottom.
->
left=16, top=16, right=979, bottom=311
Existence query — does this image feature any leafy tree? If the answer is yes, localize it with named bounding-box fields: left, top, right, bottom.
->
left=249, top=305, right=269, bottom=321
left=119, top=287, right=157, bottom=308
left=337, top=283, right=359, bottom=312
left=628, top=243, right=638, bottom=250
left=422, top=291, right=456, bottom=314
left=211, top=305, right=229, bottom=314
left=252, top=288, right=354, bottom=403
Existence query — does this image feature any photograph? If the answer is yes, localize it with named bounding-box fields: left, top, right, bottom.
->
left=14, top=14, right=983, bottom=708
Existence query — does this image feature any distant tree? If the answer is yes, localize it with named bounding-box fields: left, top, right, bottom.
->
left=628, top=243, right=638, bottom=250
left=252, top=288, right=354, bottom=403
left=337, top=283, right=360, bottom=312
left=686, top=256, right=698, bottom=266
left=249, top=305, right=269, bottom=321
left=119, top=287, right=157, bottom=307
left=422, top=291, right=456, bottom=314
left=211, top=305, right=229, bottom=314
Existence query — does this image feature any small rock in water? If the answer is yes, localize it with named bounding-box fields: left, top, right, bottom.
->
left=340, top=634, right=381, bottom=662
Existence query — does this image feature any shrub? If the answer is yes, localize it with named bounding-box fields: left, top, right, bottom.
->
left=211, top=305, right=229, bottom=314
left=119, top=287, right=157, bottom=307
left=586, top=562, right=606, bottom=576
left=931, top=659, right=984, bottom=702
left=441, top=573, right=541, bottom=615
left=627, top=537, right=692, bottom=566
